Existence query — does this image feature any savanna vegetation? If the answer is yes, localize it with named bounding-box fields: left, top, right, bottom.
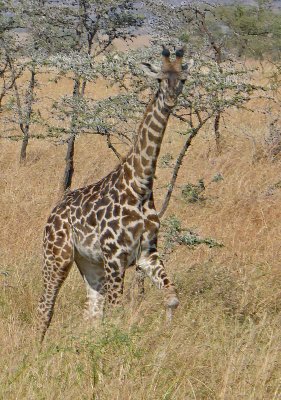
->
left=1, top=0, right=281, bottom=398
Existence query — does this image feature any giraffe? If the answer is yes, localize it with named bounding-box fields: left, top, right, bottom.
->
left=37, top=46, right=192, bottom=342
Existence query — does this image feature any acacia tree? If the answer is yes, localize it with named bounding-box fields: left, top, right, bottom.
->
left=0, top=0, right=275, bottom=213
left=178, top=1, right=281, bottom=153
left=97, top=39, right=267, bottom=216
left=215, top=0, right=281, bottom=60
left=187, top=6, right=225, bottom=154
left=0, top=1, right=19, bottom=109
left=0, top=41, right=22, bottom=110
left=34, top=0, right=144, bottom=193
left=0, top=0, right=143, bottom=171
left=0, top=0, right=70, bottom=162
left=118, top=1, right=269, bottom=217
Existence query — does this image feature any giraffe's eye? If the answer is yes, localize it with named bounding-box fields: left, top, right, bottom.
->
left=157, top=78, right=162, bottom=83
left=181, top=79, right=186, bottom=83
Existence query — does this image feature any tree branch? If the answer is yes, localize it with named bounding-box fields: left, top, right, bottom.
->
left=158, top=115, right=212, bottom=219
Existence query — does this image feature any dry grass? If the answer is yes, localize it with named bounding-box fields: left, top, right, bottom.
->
left=1, top=59, right=281, bottom=399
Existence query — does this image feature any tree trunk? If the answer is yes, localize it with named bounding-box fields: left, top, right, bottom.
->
left=62, top=134, right=75, bottom=192
left=60, top=78, right=80, bottom=194
left=214, top=112, right=221, bottom=154
left=19, top=67, right=36, bottom=163
left=20, top=132, right=29, bottom=163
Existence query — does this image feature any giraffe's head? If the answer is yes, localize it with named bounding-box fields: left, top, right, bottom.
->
left=141, top=46, right=193, bottom=107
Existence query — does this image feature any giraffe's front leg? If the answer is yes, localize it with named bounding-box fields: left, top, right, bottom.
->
left=137, top=248, right=179, bottom=320
left=137, top=194, right=179, bottom=320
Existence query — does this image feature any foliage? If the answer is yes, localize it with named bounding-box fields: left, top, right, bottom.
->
left=0, top=0, right=277, bottom=203
left=159, top=153, right=173, bottom=168
left=212, top=172, right=224, bottom=182
left=47, top=93, right=143, bottom=145
left=0, top=0, right=144, bottom=160
left=215, top=1, right=281, bottom=60
left=161, top=215, right=223, bottom=252
left=181, top=179, right=205, bottom=203
left=176, top=1, right=281, bottom=60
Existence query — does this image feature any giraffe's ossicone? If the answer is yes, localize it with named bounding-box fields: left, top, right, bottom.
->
left=37, top=46, right=193, bottom=342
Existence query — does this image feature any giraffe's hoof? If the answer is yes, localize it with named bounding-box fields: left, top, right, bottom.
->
left=166, top=296, right=179, bottom=309
left=165, top=296, right=179, bottom=322
left=166, top=307, right=173, bottom=322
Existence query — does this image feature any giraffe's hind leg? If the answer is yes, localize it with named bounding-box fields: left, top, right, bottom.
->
left=37, top=258, right=73, bottom=342
left=75, top=253, right=105, bottom=321
left=136, top=265, right=145, bottom=297
left=126, top=265, right=145, bottom=302
left=37, top=216, right=74, bottom=342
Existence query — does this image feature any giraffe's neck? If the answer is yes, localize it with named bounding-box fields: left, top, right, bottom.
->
left=124, top=90, right=172, bottom=196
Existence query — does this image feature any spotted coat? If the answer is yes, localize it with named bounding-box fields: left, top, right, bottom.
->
left=38, top=47, right=190, bottom=341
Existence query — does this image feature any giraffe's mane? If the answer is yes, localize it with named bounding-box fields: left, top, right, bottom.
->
left=114, top=90, right=159, bottom=169
left=135, top=91, right=158, bottom=141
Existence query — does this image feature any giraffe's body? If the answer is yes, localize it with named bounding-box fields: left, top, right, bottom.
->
left=38, top=47, right=191, bottom=341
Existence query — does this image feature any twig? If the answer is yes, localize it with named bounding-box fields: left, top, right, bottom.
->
left=106, top=133, right=122, bottom=161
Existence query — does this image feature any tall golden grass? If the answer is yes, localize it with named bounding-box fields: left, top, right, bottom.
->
left=0, top=60, right=281, bottom=399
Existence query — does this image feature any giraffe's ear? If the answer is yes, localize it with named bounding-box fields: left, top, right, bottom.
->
left=182, top=59, right=194, bottom=71
left=140, top=62, right=161, bottom=78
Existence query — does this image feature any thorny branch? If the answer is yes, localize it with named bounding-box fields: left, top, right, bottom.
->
left=159, top=112, right=212, bottom=219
